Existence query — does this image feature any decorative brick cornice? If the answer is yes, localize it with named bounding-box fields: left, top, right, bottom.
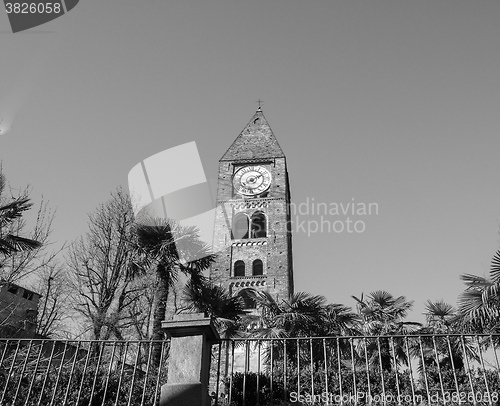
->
left=233, top=201, right=268, bottom=210
left=229, top=276, right=267, bottom=288
left=218, top=197, right=285, bottom=205
left=231, top=240, right=267, bottom=247
left=221, top=158, right=275, bottom=164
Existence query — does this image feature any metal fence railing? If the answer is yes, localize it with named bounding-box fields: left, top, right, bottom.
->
left=2, top=334, right=500, bottom=405
left=210, top=334, right=500, bottom=406
left=0, top=339, right=169, bottom=406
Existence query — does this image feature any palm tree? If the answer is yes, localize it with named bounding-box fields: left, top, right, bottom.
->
left=182, top=276, right=249, bottom=382
left=246, top=291, right=329, bottom=338
left=458, top=249, right=500, bottom=334
left=423, top=300, right=458, bottom=334
left=134, top=218, right=215, bottom=364
left=182, top=274, right=247, bottom=339
left=241, top=291, right=359, bottom=395
left=352, top=291, right=420, bottom=336
left=352, top=291, right=421, bottom=371
left=418, top=300, right=471, bottom=371
left=0, top=174, right=41, bottom=260
left=239, top=290, right=360, bottom=340
left=322, top=303, right=361, bottom=337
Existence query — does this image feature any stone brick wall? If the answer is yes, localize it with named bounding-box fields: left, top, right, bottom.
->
left=210, top=157, right=294, bottom=304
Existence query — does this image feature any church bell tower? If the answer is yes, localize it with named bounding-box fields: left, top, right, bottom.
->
left=210, top=107, right=294, bottom=307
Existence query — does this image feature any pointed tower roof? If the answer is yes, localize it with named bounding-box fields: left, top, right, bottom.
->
left=220, top=107, right=285, bottom=161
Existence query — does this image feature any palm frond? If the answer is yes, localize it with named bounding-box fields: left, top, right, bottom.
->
left=0, top=234, right=42, bottom=255
left=460, top=273, right=491, bottom=289
left=425, top=300, right=455, bottom=318
left=0, top=174, right=5, bottom=194
left=252, top=290, right=282, bottom=316
left=0, top=197, right=33, bottom=227
left=458, top=289, right=499, bottom=327
left=490, top=249, right=500, bottom=284
left=370, top=290, right=394, bottom=307
left=250, top=326, right=288, bottom=339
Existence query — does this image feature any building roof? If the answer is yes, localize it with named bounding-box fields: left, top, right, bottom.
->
left=0, top=280, right=41, bottom=298
left=220, top=108, right=285, bottom=161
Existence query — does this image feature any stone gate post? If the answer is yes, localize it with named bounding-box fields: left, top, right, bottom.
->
left=160, top=313, right=220, bottom=406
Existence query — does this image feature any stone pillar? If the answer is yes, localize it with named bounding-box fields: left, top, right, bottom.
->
left=160, top=313, right=220, bottom=406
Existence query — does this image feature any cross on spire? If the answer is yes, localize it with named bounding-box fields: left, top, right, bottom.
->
left=256, top=99, right=264, bottom=110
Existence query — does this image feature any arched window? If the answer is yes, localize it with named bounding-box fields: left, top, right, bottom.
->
left=238, top=288, right=256, bottom=309
left=251, top=212, right=266, bottom=238
left=234, top=260, right=245, bottom=277
left=232, top=214, right=249, bottom=239
left=252, top=259, right=263, bottom=276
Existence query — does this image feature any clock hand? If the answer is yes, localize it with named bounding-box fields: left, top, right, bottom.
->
left=247, top=174, right=263, bottom=183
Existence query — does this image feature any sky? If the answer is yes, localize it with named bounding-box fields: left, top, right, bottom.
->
left=1, top=0, right=500, bottom=323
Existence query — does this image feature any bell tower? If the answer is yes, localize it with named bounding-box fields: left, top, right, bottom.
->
left=210, top=107, right=294, bottom=307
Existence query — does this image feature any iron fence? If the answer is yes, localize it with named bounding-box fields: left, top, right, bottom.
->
left=211, top=334, right=500, bottom=406
left=1, top=334, right=500, bottom=405
left=0, top=339, right=169, bottom=406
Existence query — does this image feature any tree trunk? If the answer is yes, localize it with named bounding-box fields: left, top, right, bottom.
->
left=152, top=263, right=170, bottom=366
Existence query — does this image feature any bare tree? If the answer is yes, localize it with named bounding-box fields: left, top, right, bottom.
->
left=34, top=263, right=73, bottom=338
left=124, top=272, right=156, bottom=340
left=0, top=173, right=58, bottom=282
left=67, top=187, right=141, bottom=340
left=0, top=171, right=71, bottom=338
left=1, top=198, right=62, bottom=282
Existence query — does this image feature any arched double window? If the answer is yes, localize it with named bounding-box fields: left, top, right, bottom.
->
left=231, top=211, right=267, bottom=239
left=251, top=212, right=267, bottom=238
left=252, top=259, right=263, bottom=276
left=232, top=214, right=249, bottom=239
left=234, top=260, right=245, bottom=277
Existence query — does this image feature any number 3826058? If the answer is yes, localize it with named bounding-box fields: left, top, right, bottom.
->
left=5, top=3, right=61, bottom=13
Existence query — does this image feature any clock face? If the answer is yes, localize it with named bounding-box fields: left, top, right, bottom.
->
left=233, top=165, right=272, bottom=196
